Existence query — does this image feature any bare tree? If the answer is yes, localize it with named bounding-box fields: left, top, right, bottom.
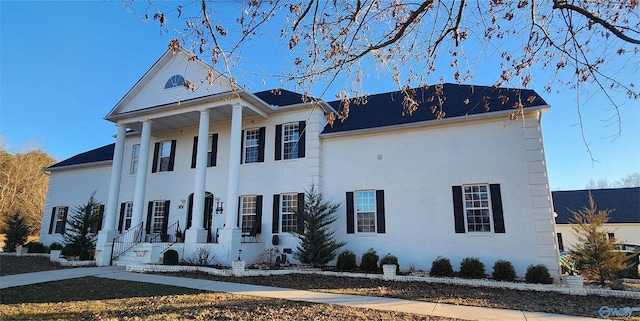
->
left=123, top=1, right=638, bottom=152
left=585, top=172, right=640, bottom=189
left=0, top=146, right=56, bottom=233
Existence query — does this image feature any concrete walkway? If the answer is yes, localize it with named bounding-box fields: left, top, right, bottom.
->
left=0, top=266, right=600, bottom=321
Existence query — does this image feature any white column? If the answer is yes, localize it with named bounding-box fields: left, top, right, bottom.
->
left=95, top=124, right=127, bottom=266
left=132, top=120, right=152, bottom=229
left=186, top=109, right=210, bottom=243
left=225, top=104, right=243, bottom=229
left=103, top=124, right=127, bottom=232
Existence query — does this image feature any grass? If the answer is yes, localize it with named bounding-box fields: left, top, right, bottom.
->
left=0, top=257, right=460, bottom=321
left=0, top=255, right=65, bottom=276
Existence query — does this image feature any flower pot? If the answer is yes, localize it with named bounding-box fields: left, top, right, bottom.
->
left=383, top=264, right=397, bottom=280
left=50, top=250, right=62, bottom=261
left=565, top=275, right=584, bottom=288
left=232, top=260, right=246, bottom=277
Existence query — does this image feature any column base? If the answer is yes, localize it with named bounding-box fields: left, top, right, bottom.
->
left=95, top=230, right=120, bottom=266
left=218, top=228, right=242, bottom=264
left=185, top=228, right=209, bottom=243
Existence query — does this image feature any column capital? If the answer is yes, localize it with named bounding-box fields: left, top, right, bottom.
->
left=197, top=107, right=211, bottom=113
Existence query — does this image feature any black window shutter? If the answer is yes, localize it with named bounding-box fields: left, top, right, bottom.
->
left=118, top=203, right=126, bottom=233
left=298, top=121, right=306, bottom=158
left=490, top=184, right=505, bottom=233
left=61, top=207, right=69, bottom=233
left=151, top=143, right=160, bottom=173
left=240, top=130, right=245, bottom=164
left=452, top=186, right=465, bottom=233
left=187, top=196, right=193, bottom=229
left=297, top=192, right=305, bottom=233
left=275, top=124, right=282, bottom=160
left=255, top=195, right=263, bottom=233
left=162, top=200, right=171, bottom=235
left=209, top=134, right=218, bottom=167
left=191, top=136, right=198, bottom=168
left=346, top=192, right=354, bottom=234
left=168, top=140, right=177, bottom=171
left=272, top=194, right=280, bottom=233
left=258, top=127, right=266, bottom=162
left=97, top=204, right=105, bottom=232
left=48, top=207, right=56, bottom=234
left=237, top=196, right=242, bottom=228
left=375, top=190, right=386, bottom=233
left=146, top=201, right=153, bottom=234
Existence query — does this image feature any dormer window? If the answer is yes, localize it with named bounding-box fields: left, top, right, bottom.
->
left=164, top=75, right=185, bottom=89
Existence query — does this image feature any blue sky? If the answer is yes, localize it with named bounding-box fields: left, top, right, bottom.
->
left=1, top=1, right=638, bottom=191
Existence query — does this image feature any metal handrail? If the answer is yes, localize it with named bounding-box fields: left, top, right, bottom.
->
left=110, top=222, right=144, bottom=265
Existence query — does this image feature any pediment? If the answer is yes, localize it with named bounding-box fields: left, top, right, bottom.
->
left=105, top=48, right=234, bottom=120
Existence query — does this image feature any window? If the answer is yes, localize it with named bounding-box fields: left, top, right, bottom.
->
left=608, top=232, right=615, bottom=241
left=152, top=140, right=176, bottom=172
left=164, top=75, right=185, bottom=89
left=130, top=144, right=140, bottom=175
left=146, top=200, right=170, bottom=235
left=151, top=201, right=166, bottom=233
left=119, top=202, right=133, bottom=232
left=241, top=128, right=265, bottom=164
left=50, top=206, right=68, bottom=234
left=463, top=185, right=492, bottom=232
left=241, top=195, right=257, bottom=234
left=452, top=184, right=505, bottom=234
left=191, top=134, right=218, bottom=168
left=283, top=123, right=299, bottom=159
left=346, top=190, right=386, bottom=234
left=244, top=129, right=260, bottom=163
left=280, top=194, right=298, bottom=232
left=557, top=233, right=564, bottom=252
left=275, top=122, right=305, bottom=160
left=89, top=204, right=104, bottom=234
left=356, top=191, right=376, bottom=233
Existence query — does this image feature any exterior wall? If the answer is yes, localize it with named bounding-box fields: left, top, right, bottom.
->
left=39, top=164, right=111, bottom=246
left=115, top=106, right=326, bottom=255
left=556, top=223, right=640, bottom=252
left=320, top=115, right=559, bottom=278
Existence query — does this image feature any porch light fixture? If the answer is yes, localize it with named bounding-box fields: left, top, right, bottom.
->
left=216, top=200, right=224, bottom=214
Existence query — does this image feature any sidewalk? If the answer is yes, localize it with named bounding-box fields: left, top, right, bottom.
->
left=0, top=266, right=600, bottom=321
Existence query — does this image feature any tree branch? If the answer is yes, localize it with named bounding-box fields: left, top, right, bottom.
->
left=553, top=0, right=640, bottom=45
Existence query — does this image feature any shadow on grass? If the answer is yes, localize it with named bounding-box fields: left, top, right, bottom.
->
left=0, top=255, right=65, bottom=276
left=0, top=277, right=206, bottom=304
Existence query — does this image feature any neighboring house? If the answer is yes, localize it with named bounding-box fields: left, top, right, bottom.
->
left=553, top=187, right=640, bottom=252
left=39, top=47, right=560, bottom=278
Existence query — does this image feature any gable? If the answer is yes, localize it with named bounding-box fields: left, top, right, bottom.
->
left=106, top=48, right=234, bottom=118
left=553, top=188, right=640, bottom=224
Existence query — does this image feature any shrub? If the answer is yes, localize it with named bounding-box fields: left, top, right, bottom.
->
left=26, top=241, right=46, bottom=253
left=61, top=244, right=80, bottom=257
left=525, top=264, right=553, bottom=284
left=164, top=250, right=179, bottom=265
left=380, top=253, right=400, bottom=273
left=1, top=210, right=30, bottom=252
left=359, top=248, right=379, bottom=272
left=79, top=249, right=92, bottom=261
left=336, top=250, right=358, bottom=271
left=459, top=257, right=486, bottom=279
left=429, top=256, right=453, bottom=277
left=492, top=260, right=517, bottom=281
left=49, top=242, right=64, bottom=251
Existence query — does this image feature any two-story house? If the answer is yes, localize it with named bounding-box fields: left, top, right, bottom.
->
left=40, top=47, right=560, bottom=278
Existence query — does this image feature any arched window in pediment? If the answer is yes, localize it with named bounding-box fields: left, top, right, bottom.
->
left=164, top=75, right=185, bottom=89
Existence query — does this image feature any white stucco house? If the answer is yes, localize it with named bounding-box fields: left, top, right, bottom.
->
left=553, top=187, right=640, bottom=253
left=39, top=47, right=560, bottom=278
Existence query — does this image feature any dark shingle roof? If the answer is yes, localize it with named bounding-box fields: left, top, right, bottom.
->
left=553, top=188, right=640, bottom=224
left=321, top=83, right=547, bottom=134
left=253, top=89, right=315, bottom=107
left=47, top=143, right=115, bottom=170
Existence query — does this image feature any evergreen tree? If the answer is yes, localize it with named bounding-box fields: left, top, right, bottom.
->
left=293, top=186, right=345, bottom=267
left=1, top=210, right=30, bottom=252
left=63, top=193, right=100, bottom=257
left=570, top=192, right=627, bottom=285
